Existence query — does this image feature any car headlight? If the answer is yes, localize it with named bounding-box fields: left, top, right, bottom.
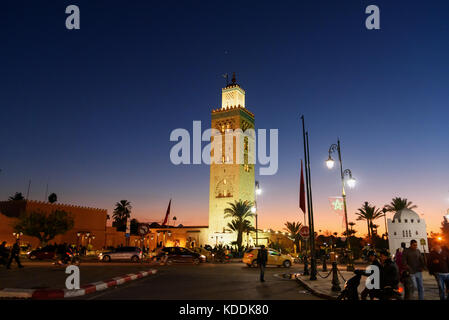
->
left=200, top=255, right=206, bottom=259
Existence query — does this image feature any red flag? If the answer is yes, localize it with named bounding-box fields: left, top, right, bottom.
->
left=162, top=199, right=171, bottom=226
left=299, top=160, right=306, bottom=215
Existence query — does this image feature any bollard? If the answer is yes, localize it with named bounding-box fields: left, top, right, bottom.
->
left=303, top=255, right=309, bottom=276
left=331, top=261, right=341, bottom=292
left=323, top=255, right=327, bottom=272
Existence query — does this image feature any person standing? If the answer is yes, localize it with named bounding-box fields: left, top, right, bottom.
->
left=402, top=239, right=425, bottom=300
left=257, top=245, right=268, bottom=282
left=6, top=239, right=24, bottom=269
left=427, top=244, right=449, bottom=300
left=0, top=241, right=9, bottom=265
left=378, top=249, right=400, bottom=299
left=361, top=251, right=382, bottom=300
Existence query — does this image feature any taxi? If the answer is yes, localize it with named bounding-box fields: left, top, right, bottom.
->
left=243, top=247, right=294, bottom=268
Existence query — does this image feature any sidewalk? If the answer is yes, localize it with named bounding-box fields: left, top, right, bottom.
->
left=295, top=264, right=440, bottom=300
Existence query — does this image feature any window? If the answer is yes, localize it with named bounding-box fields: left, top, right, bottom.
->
left=404, top=219, right=408, bottom=223
left=416, top=231, right=418, bottom=235
left=411, top=219, right=414, bottom=223
left=402, top=231, right=405, bottom=237
left=394, top=232, right=397, bottom=236
left=398, top=219, right=401, bottom=223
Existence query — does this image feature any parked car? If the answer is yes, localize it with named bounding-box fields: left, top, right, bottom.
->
left=192, top=247, right=212, bottom=262
left=156, top=247, right=206, bottom=264
left=98, top=246, right=143, bottom=262
left=242, top=247, right=294, bottom=268
left=28, top=246, right=57, bottom=260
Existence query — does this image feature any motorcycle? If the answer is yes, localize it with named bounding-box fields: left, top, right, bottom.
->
left=336, top=269, right=402, bottom=300
left=213, top=251, right=231, bottom=263
left=54, top=251, right=81, bottom=266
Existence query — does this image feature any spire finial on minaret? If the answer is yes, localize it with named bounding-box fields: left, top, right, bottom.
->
left=232, top=72, right=236, bottom=84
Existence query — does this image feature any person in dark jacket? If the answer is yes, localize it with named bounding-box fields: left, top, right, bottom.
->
left=6, top=239, right=23, bottom=269
left=361, top=250, right=382, bottom=300
left=402, top=240, right=425, bottom=300
left=257, top=245, right=268, bottom=282
left=427, top=244, right=449, bottom=300
left=0, top=241, right=9, bottom=265
left=379, top=249, right=400, bottom=289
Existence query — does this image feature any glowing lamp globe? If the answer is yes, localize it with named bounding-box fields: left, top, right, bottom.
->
left=326, top=157, right=335, bottom=169
left=347, top=177, right=356, bottom=189
left=251, top=206, right=256, bottom=213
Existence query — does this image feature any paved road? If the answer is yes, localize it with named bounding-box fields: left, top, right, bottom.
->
left=73, top=263, right=321, bottom=300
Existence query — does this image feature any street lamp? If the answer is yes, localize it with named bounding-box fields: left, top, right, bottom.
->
left=254, top=181, right=261, bottom=246
left=327, top=139, right=355, bottom=271
left=382, top=207, right=388, bottom=240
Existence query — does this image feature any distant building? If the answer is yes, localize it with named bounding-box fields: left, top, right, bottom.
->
left=0, top=200, right=107, bottom=249
left=387, top=208, right=428, bottom=255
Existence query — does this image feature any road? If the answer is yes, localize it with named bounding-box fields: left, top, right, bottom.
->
left=73, top=262, right=322, bottom=300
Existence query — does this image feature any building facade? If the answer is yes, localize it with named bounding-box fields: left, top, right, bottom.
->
left=208, top=74, right=256, bottom=246
left=387, top=208, right=429, bottom=254
left=0, top=200, right=107, bottom=249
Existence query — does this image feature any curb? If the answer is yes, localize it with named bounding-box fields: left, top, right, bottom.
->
left=294, top=274, right=337, bottom=300
left=0, top=269, right=158, bottom=299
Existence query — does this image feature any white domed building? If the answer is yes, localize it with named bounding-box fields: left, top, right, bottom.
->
left=387, top=208, right=428, bottom=255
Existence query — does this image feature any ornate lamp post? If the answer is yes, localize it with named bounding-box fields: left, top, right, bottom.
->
left=382, top=207, right=388, bottom=240
left=253, top=181, right=261, bottom=246
left=326, top=139, right=356, bottom=271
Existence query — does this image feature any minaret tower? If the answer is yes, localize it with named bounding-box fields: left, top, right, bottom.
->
left=208, top=73, right=256, bottom=246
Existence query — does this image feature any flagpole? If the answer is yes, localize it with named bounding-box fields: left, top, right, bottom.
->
left=301, top=116, right=317, bottom=280
left=306, top=131, right=317, bottom=280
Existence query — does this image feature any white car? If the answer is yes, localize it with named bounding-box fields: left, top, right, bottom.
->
left=98, top=246, right=143, bottom=262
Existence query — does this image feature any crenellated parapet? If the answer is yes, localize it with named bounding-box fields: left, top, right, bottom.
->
left=211, top=105, right=254, bottom=118
left=25, top=200, right=107, bottom=214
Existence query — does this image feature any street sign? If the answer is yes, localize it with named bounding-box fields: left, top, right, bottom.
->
left=138, top=224, right=149, bottom=236
left=299, top=226, right=310, bottom=238
left=420, top=238, right=426, bottom=246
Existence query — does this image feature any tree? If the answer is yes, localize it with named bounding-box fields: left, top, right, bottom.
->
left=8, top=192, right=24, bottom=201
left=384, top=197, right=417, bottom=212
left=284, top=221, right=302, bottom=253
left=14, top=210, right=74, bottom=245
left=355, top=202, right=384, bottom=244
left=130, top=218, right=139, bottom=235
left=224, top=200, right=255, bottom=252
left=48, top=193, right=57, bottom=203
left=112, top=200, right=132, bottom=232
left=441, top=216, right=449, bottom=246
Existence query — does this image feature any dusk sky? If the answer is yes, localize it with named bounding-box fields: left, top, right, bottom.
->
left=1, top=0, right=448, bottom=235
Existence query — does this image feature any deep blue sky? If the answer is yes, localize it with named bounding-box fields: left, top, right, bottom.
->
left=1, top=0, right=448, bottom=233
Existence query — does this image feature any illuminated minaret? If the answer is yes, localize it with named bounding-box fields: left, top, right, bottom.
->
left=208, top=73, right=255, bottom=245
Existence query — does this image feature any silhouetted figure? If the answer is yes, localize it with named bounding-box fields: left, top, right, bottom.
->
left=7, top=239, right=23, bottom=269
left=0, top=241, right=9, bottom=265
left=257, top=245, right=268, bottom=282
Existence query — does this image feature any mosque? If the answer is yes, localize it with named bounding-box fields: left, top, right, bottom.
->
left=387, top=208, right=429, bottom=254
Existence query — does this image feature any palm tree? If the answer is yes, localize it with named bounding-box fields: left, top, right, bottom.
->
left=48, top=193, right=57, bottom=203
left=224, top=200, right=255, bottom=252
left=384, top=197, right=417, bottom=212
left=355, top=201, right=384, bottom=243
left=284, top=221, right=302, bottom=253
left=8, top=192, right=24, bottom=201
left=112, top=200, right=132, bottom=231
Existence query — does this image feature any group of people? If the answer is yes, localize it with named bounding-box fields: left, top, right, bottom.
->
left=396, top=239, right=449, bottom=300
left=363, top=239, right=449, bottom=300
left=0, top=239, right=24, bottom=269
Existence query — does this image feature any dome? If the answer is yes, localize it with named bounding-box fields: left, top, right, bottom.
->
left=393, top=208, right=420, bottom=221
